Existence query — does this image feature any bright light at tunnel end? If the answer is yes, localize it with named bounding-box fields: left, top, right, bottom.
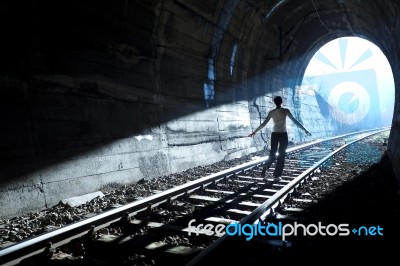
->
left=301, top=37, right=394, bottom=128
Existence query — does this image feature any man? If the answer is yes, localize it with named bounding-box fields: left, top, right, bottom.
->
left=249, top=96, right=312, bottom=181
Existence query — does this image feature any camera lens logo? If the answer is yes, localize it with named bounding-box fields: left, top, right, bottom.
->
left=303, top=38, right=382, bottom=129
left=328, top=81, right=370, bottom=125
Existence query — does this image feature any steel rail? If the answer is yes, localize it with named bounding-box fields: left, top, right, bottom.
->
left=185, top=127, right=389, bottom=266
left=0, top=127, right=389, bottom=265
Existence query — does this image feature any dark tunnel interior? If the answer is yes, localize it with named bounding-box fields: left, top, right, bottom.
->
left=0, top=0, right=399, bottom=218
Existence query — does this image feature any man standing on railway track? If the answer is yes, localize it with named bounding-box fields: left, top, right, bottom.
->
left=249, top=96, right=312, bottom=181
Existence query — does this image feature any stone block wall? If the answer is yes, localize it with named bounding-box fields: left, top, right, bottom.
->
left=0, top=70, right=334, bottom=219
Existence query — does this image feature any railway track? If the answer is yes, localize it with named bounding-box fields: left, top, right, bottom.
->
left=0, top=127, right=390, bottom=266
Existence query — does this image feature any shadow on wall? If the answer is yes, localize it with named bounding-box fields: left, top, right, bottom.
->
left=0, top=1, right=254, bottom=189
left=0, top=0, right=381, bottom=185
left=0, top=1, right=162, bottom=185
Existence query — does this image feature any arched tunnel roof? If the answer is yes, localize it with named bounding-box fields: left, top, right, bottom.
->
left=207, top=0, right=397, bottom=90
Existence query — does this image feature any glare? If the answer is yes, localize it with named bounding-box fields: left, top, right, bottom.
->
left=302, top=37, right=394, bottom=127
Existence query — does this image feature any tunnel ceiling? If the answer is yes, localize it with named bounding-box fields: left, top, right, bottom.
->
left=235, top=0, right=398, bottom=90
left=1, top=0, right=398, bottom=98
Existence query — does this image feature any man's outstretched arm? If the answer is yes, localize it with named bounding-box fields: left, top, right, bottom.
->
left=287, top=110, right=312, bottom=136
left=249, top=113, right=271, bottom=137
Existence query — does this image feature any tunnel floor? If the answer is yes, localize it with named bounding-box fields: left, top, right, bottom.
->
left=200, top=153, right=400, bottom=265
left=2, top=136, right=399, bottom=265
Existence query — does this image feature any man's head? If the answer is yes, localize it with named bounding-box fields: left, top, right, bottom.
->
left=274, top=96, right=282, bottom=106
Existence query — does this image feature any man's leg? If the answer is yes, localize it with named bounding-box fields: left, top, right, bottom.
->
left=273, top=132, right=288, bottom=178
left=262, top=133, right=278, bottom=177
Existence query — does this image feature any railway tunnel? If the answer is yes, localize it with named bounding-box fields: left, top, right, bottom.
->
left=0, top=0, right=399, bottom=221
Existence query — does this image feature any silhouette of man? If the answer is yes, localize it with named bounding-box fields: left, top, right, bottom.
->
left=249, top=96, right=311, bottom=181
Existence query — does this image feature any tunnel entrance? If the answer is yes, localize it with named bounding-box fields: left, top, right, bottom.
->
left=300, top=37, right=394, bottom=132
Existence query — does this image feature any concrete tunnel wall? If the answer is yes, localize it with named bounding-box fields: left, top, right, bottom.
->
left=0, top=0, right=398, bottom=219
